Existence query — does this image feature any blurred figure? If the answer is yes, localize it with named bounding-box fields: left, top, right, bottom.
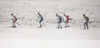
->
left=56, top=14, right=64, bottom=29
left=83, top=14, right=89, bottom=29
left=63, top=14, right=69, bottom=28
left=38, top=12, right=43, bottom=28
left=11, top=13, right=17, bottom=28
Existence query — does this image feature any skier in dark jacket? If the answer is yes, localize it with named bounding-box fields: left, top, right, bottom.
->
left=83, top=14, right=89, bottom=29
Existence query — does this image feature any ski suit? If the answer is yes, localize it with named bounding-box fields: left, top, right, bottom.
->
left=12, top=16, right=17, bottom=27
left=39, top=16, right=43, bottom=27
left=84, top=16, right=89, bottom=29
left=57, top=16, right=63, bottom=28
left=13, top=16, right=17, bottom=23
left=64, top=15, right=69, bottom=23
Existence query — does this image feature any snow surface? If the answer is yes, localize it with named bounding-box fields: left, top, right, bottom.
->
left=0, top=0, right=100, bottom=48
left=0, top=25, right=100, bottom=48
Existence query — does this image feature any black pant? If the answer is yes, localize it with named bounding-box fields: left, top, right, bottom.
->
left=84, top=21, right=89, bottom=29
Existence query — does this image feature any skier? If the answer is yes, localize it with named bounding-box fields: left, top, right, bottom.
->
left=38, top=12, right=43, bottom=28
left=83, top=14, right=89, bottom=29
left=63, top=14, right=69, bottom=28
left=11, top=13, right=17, bottom=28
left=56, top=14, right=64, bottom=29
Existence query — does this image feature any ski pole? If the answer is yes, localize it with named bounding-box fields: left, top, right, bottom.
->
left=16, top=22, right=22, bottom=27
left=42, top=22, right=47, bottom=27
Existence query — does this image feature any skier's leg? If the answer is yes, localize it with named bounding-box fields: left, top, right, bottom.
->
left=57, top=22, right=60, bottom=28
left=67, top=21, right=69, bottom=27
left=65, top=23, right=67, bottom=28
left=65, top=20, right=69, bottom=28
left=65, top=20, right=67, bottom=27
left=67, top=23, right=69, bottom=27
left=57, top=20, right=61, bottom=28
left=12, top=23, right=16, bottom=28
left=59, top=21, right=62, bottom=28
left=39, top=20, right=42, bottom=27
left=40, top=19, right=43, bottom=27
left=12, top=23, right=15, bottom=26
left=65, top=23, right=67, bottom=27
left=60, top=23, right=62, bottom=29
left=86, top=22, right=89, bottom=29
left=12, top=20, right=17, bottom=27
left=84, top=22, right=86, bottom=29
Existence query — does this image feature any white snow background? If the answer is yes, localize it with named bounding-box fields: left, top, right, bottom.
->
left=0, top=0, right=100, bottom=48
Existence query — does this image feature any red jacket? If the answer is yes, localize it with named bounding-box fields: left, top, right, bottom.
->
left=65, top=15, right=69, bottom=20
left=13, top=16, right=17, bottom=20
left=13, top=16, right=17, bottom=23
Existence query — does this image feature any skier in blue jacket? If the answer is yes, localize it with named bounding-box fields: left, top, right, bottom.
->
left=56, top=14, right=64, bottom=29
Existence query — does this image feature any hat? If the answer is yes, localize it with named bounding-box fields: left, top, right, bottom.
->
left=11, top=13, right=13, bottom=15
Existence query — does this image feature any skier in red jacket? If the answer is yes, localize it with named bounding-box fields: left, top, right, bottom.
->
left=11, top=13, right=17, bottom=28
left=63, top=14, right=69, bottom=28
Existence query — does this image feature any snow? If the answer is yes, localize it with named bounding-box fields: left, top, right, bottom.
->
left=0, top=39, right=100, bottom=48
left=0, top=25, right=100, bottom=48
left=0, top=0, right=100, bottom=48
left=0, top=25, right=100, bottom=39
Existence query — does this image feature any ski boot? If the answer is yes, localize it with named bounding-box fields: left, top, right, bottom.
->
left=11, top=26, right=16, bottom=28
left=38, top=25, right=42, bottom=28
left=64, top=26, right=67, bottom=28
left=58, top=26, right=62, bottom=29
